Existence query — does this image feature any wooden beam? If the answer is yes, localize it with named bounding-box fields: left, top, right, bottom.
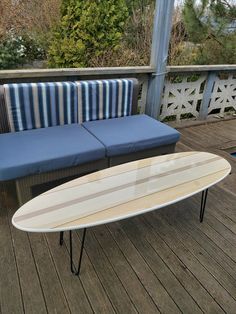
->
left=146, top=0, right=175, bottom=119
left=0, top=66, right=154, bottom=80
left=168, top=65, right=236, bottom=73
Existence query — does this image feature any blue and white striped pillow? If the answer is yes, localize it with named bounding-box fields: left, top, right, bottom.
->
left=3, top=82, right=78, bottom=132
left=76, top=79, right=134, bottom=123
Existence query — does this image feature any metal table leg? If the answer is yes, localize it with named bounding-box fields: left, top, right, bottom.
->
left=69, top=228, right=87, bottom=276
left=59, top=231, right=64, bottom=246
left=200, top=189, right=208, bottom=223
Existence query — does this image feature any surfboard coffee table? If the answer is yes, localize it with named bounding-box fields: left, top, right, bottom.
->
left=12, top=151, right=231, bottom=276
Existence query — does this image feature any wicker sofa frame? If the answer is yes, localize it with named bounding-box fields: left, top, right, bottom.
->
left=0, top=79, right=176, bottom=208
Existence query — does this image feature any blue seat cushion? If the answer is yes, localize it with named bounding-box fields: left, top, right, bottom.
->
left=83, top=114, right=180, bottom=157
left=0, top=124, right=105, bottom=181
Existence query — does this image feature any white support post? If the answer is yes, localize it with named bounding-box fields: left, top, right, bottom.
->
left=199, top=71, right=216, bottom=120
left=146, top=0, right=175, bottom=119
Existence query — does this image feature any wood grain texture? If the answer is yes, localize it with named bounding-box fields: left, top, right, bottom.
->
left=12, top=151, right=231, bottom=232
left=0, top=66, right=153, bottom=80
left=7, top=208, right=47, bottom=314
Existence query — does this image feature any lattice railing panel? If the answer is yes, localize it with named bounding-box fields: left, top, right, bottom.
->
left=208, top=74, right=236, bottom=116
left=160, top=74, right=207, bottom=121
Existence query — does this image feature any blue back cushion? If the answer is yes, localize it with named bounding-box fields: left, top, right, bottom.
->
left=76, top=79, right=134, bottom=123
left=3, top=82, right=78, bottom=132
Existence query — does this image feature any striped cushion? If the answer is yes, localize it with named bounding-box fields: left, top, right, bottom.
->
left=76, top=79, right=134, bottom=123
left=3, top=82, right=78, bottom=132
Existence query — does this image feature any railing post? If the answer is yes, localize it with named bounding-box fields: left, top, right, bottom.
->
left=146, top=0, right=175, bottom=119
left=199, top=71, right=216, bottom=120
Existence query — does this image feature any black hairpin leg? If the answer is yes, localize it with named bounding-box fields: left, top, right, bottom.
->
left=200, top=189, right=208, bottom=223
left=59, top=231, right=64, bottom=246
left=69, top=228, right=87, bottom=276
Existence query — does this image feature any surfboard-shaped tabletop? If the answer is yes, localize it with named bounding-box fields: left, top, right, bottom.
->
left=12, top=151, right=231, bottom=233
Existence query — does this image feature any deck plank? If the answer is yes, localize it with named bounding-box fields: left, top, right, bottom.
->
left=7, top=208, right=47, bottom=314
left=45, top=232, right=93, bottom=313
left=144, top=212, right=236, bottom=314
left=211, top=123, right=236, bottom=141
left=166, top=199, right=236, bottom=281
left=184, top=125, right=229, bottom=148
left=132, top=216, right=224, bottom=313
left=116, top=218, right=203, bottom=313
left=107, top=222, right=182, bottom=314
left=0, top=208, right=24, bottom=314
left=28, top=232, right=70, bottom=314
left=93, top=225, right=160, bottom=313
left=75, top=229, right=138, bottom=313
left=160, top=206, right=236, bottom=301
left=63, top=230, right=116, bottom=314
left=186, top=205, right=236, bottom=262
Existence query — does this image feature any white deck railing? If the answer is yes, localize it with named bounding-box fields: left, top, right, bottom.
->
left=0, top=64, right=235, bottom=122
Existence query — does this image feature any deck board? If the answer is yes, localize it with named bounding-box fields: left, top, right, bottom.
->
left=45, top=232, right=93, bottom=314
left=161, top=206, right=236, bottom=300
left=171, top=199, right=236, bottom=279
left=64, top=231, right=116, bottom=314
left=8, top=208, right=47, bottom=314
left=93, top=225, right=159, bottom=313
left=0, top=119, right=236, bottom=313
left=0, top=209, right=24, bottom=314
left=116, top=218, right=203, bottom=313
left=107, top=222, right=181, bottom=313
left=27, top=232, right=70, bottom=314
left=144, top=214, right=236, bottom=313
left=76, top=229, right=138, bottom=313
left=136, top=216, right=224, bottom=313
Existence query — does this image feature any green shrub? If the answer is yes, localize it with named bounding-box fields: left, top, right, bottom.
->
left=194, top=35, right=236, bottom=64
left=48, top=0, right=129, bottom=68
left=0, top=33, right=25, bottom=69
left=21, top=34, right=46, bottom=62
left=125, top=0, right=155, bottom=12
left=0, top=32, right=46, bottom=69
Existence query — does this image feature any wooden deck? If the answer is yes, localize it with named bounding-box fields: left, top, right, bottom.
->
left=0, top=119, right=236, bottom=314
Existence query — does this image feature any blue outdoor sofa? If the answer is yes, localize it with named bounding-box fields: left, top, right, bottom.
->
left=0, top=78, right=180, bottom=206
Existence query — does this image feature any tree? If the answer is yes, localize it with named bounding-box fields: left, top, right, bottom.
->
left=183, top=0, right=236, bottom=42
left=182, top=0, right=236, bottom=64
left=125, top=0, right=155, bottom=13
left=48, top=0, right=129, bottom=68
